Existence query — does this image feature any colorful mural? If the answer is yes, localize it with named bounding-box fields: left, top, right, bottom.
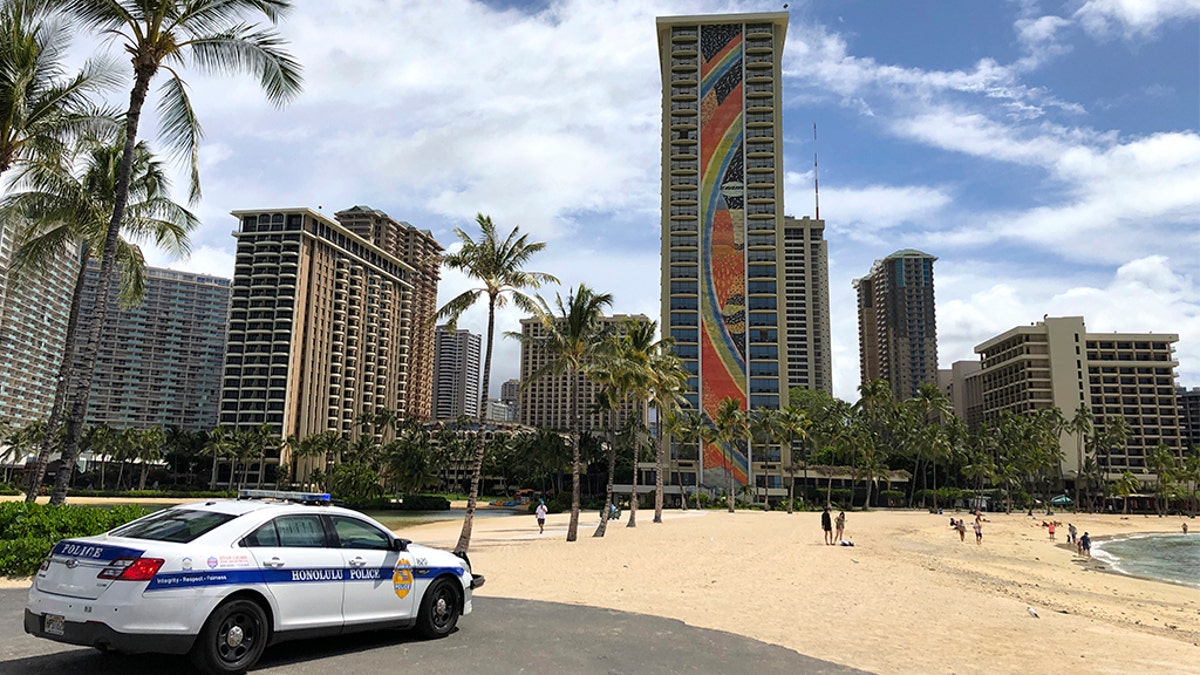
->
left=698, top=24, right=748, bottom=488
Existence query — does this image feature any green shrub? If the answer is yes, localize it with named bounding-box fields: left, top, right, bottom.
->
left=829, top=488, right=853, bottom=506
left=0, top=503, right=151, bottom=578
left=0, top=483, right=20, bottom=496
left=398, top=495, right=450, bottom=511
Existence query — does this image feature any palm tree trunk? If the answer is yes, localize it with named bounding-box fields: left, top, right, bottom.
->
left=52, top=66, right=156, bottom=505
left=454, top=297, right=497, bottom=555
left=98, top=455, right=106, bottom=490
left=25, top=248, right=88, bottom=502
left=594, top=411, right=617, bottom=538
left=627, top=437, right=639, bottom=528
left=138, top=462, right=148, bottom=491
left=726, top=444, right=735, bottom=513
left=653, top=405, right=665, bottom=523
left=566, top=368, right=581, bottom=542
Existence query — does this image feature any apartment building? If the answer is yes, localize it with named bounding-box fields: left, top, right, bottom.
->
left=75, top=265, right=229, bottom=431
left=432, top=325, right=481, bottom=420
left=781, top=215, right=832, bottom=393
left=854, top=249, right=939, bottom=400
left=975, top=316, right=1183, bottom=479
left=0, top=225, right=75, bottom=426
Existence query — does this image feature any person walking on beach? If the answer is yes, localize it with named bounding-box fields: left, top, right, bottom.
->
left=835, top=511, right=846, bottom=542
left=1047, top=521, right=1056, bottom=541
left=956, top=519, right=967, bottom=542
left=535, top=500, right=548, bottom=534
left=973, top=517, right=983, bottom=544
left=822, top=507, right=833, bottom=545
left=1068, top=523, right=1077, bottom=544
left=1080, top=532, right=1091, bottom=558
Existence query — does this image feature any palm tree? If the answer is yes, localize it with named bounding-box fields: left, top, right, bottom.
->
left=1111, top=471, right=1141, bottom=514
left=648, top=345, right=687, bottom=522
left=1067, top=404, right=1093, bottom=511
left=746, top=407, right=780, bottom=508
left=52, top=0, right=303, bottom=506
left=773, top=404, right=808, bottom=514
left=437, top=213, right=557, bottom=554
left=5, top=136, right=195, bottom=502
left=0, top=0, right=116, bottom=177
left=711, top=396, right=748, bottom=513
left=663, top=407, right=706, bottom=510
left=509, top=284, right=613, bottom=542
left=1146, top=443, right=1177, bottom=516
left=133, top=426, right=163, bottom=490
left=204, top=427, right=232, bottom=490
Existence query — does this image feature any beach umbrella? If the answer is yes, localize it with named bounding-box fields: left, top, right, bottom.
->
left=1050, top=495, right=1073, bottom=506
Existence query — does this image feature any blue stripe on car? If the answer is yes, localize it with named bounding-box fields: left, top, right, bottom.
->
left=145, top=566, right=465, bottom=591
left=52, top=540, right=145, bottom=561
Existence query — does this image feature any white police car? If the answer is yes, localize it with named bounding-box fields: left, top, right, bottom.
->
left=24, top=490, right=484, bottom=674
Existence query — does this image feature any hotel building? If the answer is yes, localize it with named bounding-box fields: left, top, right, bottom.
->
left=75, top=265, right=230, bottom=431
left=854, top=249, right=939, bottom=400
left=658, top=11, right=806, bottom=495
left=975, top=316, right=1184, bottom=479
left=219, top=208, right=418, bottom=483
left=432, top=325, right=481, bottom=420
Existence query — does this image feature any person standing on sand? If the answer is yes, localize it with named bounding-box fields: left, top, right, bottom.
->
left=1068, top=523, right=1077, bottom=544
left=1080, top=532, right=1091, bottom=557
left=822, top=507, right=833, bottom=545
left=535, top=500, right=548, bottom=534
left=1048, top=521, right=1056, bottom=541
left=956, top=519, right=967, bottom=542
left=973, top=517, right=983, bottom=544
left=835, top=511, right=846, bottom=542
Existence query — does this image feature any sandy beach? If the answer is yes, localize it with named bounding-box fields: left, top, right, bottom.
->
left=400, top=507, right=1200, bottom=674
left=6, top=497, right=1198, bottom=673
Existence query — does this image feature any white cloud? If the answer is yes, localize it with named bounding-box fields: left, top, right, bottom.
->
left=1074, top=0, right=1200, bottom=39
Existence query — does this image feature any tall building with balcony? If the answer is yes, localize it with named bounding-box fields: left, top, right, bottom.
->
left=975, top=316, right=1183, bottom=480
left=658, top=11, right=791, bottom=494
left=335, top=206, right=442, bottom=421
left=854, top=249, right=939, bottom=400
left=0, top=227, right=75, bottom=427
left=432, top=325, right=481, bottom=420
left=75, top=265, right=230, bottom=431
left=517, top=314, right=648, bottom=432
left=219, top=208, right=416, bottom=484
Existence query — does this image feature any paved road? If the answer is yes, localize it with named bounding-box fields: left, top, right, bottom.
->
left=0, top=589, right=868, bottom=674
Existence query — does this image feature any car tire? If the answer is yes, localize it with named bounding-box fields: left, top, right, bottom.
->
left=190, top=598, right=270, bottom=675
left=415, top=578, right=460, bottom=639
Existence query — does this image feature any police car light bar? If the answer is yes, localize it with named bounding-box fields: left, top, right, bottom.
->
left=238, top=489, right=332, bottom=504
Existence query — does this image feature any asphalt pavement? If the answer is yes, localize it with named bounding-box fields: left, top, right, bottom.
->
left=0, top=589, right=870, bottom=674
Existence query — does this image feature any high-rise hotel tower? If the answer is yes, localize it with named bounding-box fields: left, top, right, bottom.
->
left=658, top=12, right=795, bottom=493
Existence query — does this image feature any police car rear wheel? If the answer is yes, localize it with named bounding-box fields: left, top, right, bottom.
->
left=415, top=578, right=460, bottom=639
left=191, top=598, right=269, bottom=675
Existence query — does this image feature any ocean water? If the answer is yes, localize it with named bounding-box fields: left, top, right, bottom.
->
left=1091, top=533, right=1200, bottom=588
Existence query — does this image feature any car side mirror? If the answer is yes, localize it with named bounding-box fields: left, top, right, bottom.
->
left=392, top=537, right=411, bottom=552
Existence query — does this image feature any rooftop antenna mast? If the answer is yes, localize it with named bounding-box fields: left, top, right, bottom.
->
left=813, top=122, right=820, bottom=220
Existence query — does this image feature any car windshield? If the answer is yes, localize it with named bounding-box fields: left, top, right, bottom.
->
left=108, top=508, right=236, bottom=543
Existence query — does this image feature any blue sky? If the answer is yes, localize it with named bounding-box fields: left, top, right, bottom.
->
left=99, top=0, right=1199, bottom=401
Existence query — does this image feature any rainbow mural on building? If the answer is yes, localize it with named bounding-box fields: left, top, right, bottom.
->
left=698, top=24, right=748, bottom=488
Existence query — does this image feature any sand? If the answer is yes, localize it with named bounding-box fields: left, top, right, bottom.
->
left=400, top=507, right=1200, bottom=674
left=6, top=495, right=1199, bottom=673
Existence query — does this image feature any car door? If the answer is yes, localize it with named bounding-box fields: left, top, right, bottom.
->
left=241, top=514, right=345, bottom=631
left=330, top=515, right=415, bottom=626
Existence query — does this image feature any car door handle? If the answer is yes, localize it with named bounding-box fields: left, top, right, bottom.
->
left=263, top=558, right=286, bottom=568
left=348, top=557, right=366, bottom=567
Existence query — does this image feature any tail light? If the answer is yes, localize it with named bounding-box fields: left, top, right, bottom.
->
left=39, top=554, right=52, bottom=572
left=97, top=557, right=165, bottom=581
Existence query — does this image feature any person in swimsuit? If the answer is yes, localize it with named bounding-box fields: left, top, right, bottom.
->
left=1080, top=532, right=1091, bottom=557
left=956, top=519, right=967, bottom=542
left=973, top=517, right=983, bottom=544
left=835, top=511, right=846, bottom=542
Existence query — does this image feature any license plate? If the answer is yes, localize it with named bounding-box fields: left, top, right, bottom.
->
left=44, top=614, right=64, bottom=636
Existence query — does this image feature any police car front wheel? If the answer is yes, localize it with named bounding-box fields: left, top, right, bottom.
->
left=416, top=578, right=461, bottom=639
left=190, top=598, right=270, bottom=675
